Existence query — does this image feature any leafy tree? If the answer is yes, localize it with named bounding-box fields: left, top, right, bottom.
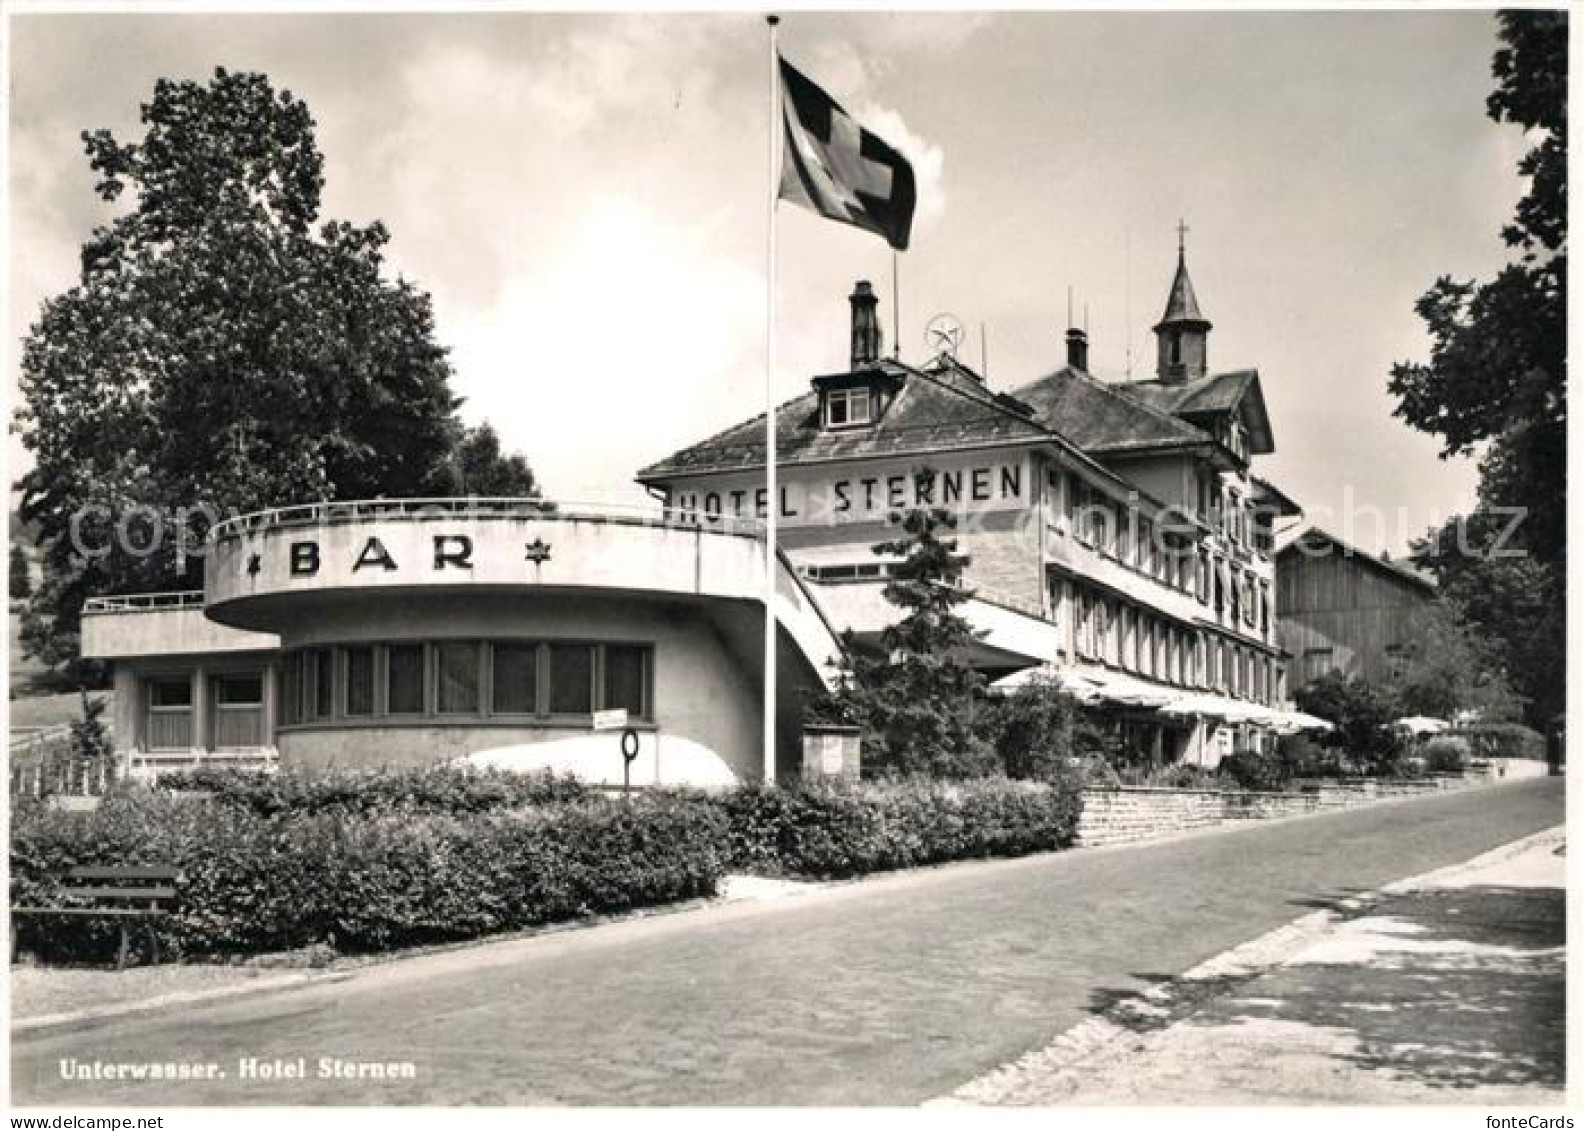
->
left=15, top=68, right=541, bottom=673
left=1386, top=599, right=1521, bottom=723
left=817, top=485, right=996, bottom=779
left=9, top=543, right=31, bottom=600
left=976, top=676, right=1128, bottom=783
left=1294, top=671, right=1408, bottom=777
left=442, top=423, right=544, bottom=498
left=1387, top=11, right=1567, bottom=566
left=1412, top=512, right=1562, bottom=729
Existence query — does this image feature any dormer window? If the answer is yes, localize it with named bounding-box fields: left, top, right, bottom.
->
left=825, top=387, right=873, bottom=429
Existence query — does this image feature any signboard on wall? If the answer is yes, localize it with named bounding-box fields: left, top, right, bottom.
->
left=592, top=709, right=629, bottom=732
left=663, top=451, right=1031, bottom=530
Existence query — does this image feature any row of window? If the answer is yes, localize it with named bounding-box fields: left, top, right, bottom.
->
left=145, top=673, right=265, bottom=751
left=1051, top=468, right=1273, bottom=640
left=1057, top=578, right=1280, bottom=704
left=279, top=640, right=652, bottom=726
left=1055, top=470, right=1202, bottom=596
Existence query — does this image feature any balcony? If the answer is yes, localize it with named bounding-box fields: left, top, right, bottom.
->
left=81, top=592, right=280, bottom=660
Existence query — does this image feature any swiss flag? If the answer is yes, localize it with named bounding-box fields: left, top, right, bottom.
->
left=778, top=56, right=917, bottom=252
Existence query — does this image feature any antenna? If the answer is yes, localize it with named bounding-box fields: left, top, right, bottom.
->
left=1066, top=286, right=1073, bottom=329
left=1083, top=302, right=1089, bottom=334
left=980, top=322, right=989, bottom=379
left=1124, top=227, right=1133, bottom=379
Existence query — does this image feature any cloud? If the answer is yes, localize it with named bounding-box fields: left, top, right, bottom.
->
left=442, top=195, right=763, bottom=504
left=366, top=16, right=748, bottom=311
left=799, top=40, right=948, bottom=237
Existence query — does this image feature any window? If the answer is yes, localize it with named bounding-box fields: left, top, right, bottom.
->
left=311, top=649, right=334, bottom=721
left=214, top=674, right=261, bottom=707
left=548, top=643, right=595, bottom=715
left=149, top=678, right=191, bottom=709
left=279, top=640, right=652, bottom=725
left=437, top=641, right=481, bottom=714
left=387, top=644, right=426, bottom=715
left=492, top=643, right=538, bottom=715
left=147, top=677, right=193, bottom=750
left=825, top=387, right=872, bottom=428
left=602, top=645, right=648, bottom=717
left=282, top=654, right=303, bottom=725
left=345, top=646, right=375, bottom=717
left=214, top=673, right=264, bottom=750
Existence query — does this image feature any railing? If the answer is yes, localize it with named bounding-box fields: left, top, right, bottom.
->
left=126, top=748, right=278, bottom=780
left=83, top=591, right=205, bottom=614
left=209, top=498, right=765, bottom=542
left=8, top=725, right=115, bottom=798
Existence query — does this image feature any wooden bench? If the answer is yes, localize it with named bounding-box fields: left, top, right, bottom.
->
left=12, top=865, right=180, bottom=969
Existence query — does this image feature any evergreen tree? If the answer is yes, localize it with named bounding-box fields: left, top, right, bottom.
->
left=825, top=482, right=996, bottom=778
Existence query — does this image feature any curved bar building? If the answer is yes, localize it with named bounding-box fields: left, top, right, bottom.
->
left=83, top=502, right=843, bottom=786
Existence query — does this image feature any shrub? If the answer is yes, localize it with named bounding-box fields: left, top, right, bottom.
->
left=157, top=764, right=588, bottom=816
left=1123, top=763, right=1218, bottom=790
left=1295, top=671, right=1410, bottom=776
left=1217, top=750, right=1291, bottom=793
left=11, top=786, right=724, bottom=962
left=1276, top=734, right=1346, bottom=779
left=1072, top=755, right=1122, bottom=789
left=721, top=773, right=1083, bottom=879
left=1450, top=721, right=1546, bottom=762
left=976, top=679, right=1089, bottom=780
left=1422, top=735, right=1473, bottom=773
left=13, top=765, right=1089, bottom=962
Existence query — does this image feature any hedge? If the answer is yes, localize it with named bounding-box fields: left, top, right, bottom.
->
left=11, top=788, right=724, bottom=961
left=721, top=775, right=1083, bottom=879
left=156, top=764, right=588, bottom=815
left=12, top=770, right=1084, bottom=962
left=1448, top=722, right=1547, bottom=762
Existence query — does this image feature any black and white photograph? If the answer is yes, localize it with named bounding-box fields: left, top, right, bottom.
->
left=4, top=2, right=1570, bottom=1115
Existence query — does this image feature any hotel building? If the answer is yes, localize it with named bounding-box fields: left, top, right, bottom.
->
left=640, top=247, right=1304, bottom=766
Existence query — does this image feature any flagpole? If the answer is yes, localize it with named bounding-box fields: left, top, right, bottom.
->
left=764, top=13, right=780, bottom=785
left=891, top=250, right=900, bottom=359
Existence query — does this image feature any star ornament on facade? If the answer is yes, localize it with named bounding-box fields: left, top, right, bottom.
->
left=524, top=539, right=553, bottom=567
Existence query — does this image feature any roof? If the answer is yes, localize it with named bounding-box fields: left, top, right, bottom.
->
left=1155, top=251, right=1210, bottom=329
left=1008, top=365, right=1216, bottom=457
left=1120, top=370, right=1274, bottom=455
left=1276, top=526, right=1438, bottom=596
left=636, top=358, right=1055, bottom=481
left=1125, top=370, right=1253, bottom=416
left=1250, top=475, right=1304, bottom=517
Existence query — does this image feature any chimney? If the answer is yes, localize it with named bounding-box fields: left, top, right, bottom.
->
left=1065, top=326, right=1089, bottom=372
left=849, top=280, right=882, bottom=368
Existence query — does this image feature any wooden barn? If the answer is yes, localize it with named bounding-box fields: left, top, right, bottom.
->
left=1276, top=527, right=1439, bottom=691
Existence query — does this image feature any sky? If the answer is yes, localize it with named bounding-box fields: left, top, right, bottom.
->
left=7, top=8, right=1533, bottom=555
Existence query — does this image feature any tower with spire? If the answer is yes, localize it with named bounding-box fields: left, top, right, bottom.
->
left=1153, top=221, right=1212, bottom=384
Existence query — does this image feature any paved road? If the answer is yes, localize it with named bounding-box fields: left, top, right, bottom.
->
left=1042, top=830, right=1567, bottom=1105
left=12, top=777, right=1562, bottom=1106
